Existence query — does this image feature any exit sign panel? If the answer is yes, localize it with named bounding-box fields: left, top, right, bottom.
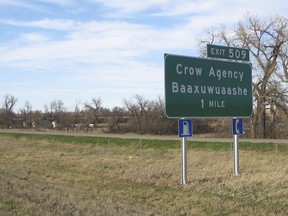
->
left=207, top=44, right=250, bottom=61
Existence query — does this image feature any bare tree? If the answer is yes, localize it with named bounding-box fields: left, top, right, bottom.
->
left=19, top=101, right=33, bottom=128
left=1, top=94, right=18, bottom=128
left=123, top=94, right=149, bottom=134
left=72, top=100, right=83, bottom=125
left=3, top=94, right=18, bottom=113
left=84, top=97, right=103, bottom=126
left=200, top=14, right=288, bottom=138
left=123, top=95, right=177, bottom=135
left=106, top=106, right=126, bottom=133
left=44, top=99, right=66, bottom=129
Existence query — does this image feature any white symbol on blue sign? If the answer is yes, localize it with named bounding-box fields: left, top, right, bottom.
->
left=179, top=119, right=192, bottom=137
left=233, top=118, right=243, bottom=135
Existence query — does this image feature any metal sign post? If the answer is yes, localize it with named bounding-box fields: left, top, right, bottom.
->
left=178, top=119, right=192, bottom=185
left=233, top=134, right=239, bottom=176
left=232, top=118, right=243, bottom=176
left=181, top=136, right=188, bottom=184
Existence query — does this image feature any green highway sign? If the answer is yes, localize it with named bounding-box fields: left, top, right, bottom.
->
left=207, top=44, right=250, bottom=61
left=164, top=53, right=252, bottom=118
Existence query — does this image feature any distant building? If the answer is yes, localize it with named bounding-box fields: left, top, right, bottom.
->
left=33, top=119, right=52, bottom=129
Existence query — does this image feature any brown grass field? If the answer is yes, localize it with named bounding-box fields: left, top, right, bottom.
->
left=0, top=134, right=288, bottom=215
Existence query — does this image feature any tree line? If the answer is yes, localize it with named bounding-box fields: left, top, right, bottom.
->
left=1, top=92, right=288, bottom=138
left=0, top=94, right=179, bottom=135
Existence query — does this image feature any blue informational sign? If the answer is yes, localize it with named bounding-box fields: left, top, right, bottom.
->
left=232, top=118, right=243, bottom=135
left=178, top=119, right=193, bottom=137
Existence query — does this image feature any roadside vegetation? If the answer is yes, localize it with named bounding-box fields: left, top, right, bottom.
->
left=0, top=132, right=287, bottom=215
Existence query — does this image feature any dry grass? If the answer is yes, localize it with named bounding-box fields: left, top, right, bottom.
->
left=0, top=136, right=288, bottom=215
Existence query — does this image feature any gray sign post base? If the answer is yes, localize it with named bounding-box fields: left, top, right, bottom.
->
left=233, top=134, right=239, bottom=176
left=181, top=136, right=188, bottom=184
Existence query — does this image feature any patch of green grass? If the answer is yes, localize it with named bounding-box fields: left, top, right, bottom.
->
left=276, top=143, right=288, bottom=153
left=0, top=132, right=288, bottom=153
left=0, top=198, right=18, bottom=212
left=240, top=142, right=275, bottom=151
left=0, top=198, right=30, bottom=216
left=188, top=141, right=230, bottom=151
left=0, top=132, right=179, bottom=148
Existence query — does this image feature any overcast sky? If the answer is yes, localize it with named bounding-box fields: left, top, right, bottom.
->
left=0, top=0, right=287, bottom=111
